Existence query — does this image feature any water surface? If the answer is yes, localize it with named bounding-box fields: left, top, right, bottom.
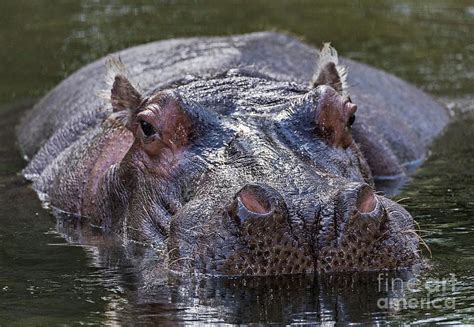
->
left=0, top=0, right=473, bottom=325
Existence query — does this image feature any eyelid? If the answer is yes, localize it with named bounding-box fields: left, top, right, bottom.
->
left=136, top=110, right=154, bottom=122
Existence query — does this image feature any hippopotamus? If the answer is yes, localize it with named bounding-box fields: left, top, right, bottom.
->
left=17, top=32, right=449, bottom=275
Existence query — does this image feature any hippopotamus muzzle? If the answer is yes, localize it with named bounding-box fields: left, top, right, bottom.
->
left=191, top=181, right=418, bottom=276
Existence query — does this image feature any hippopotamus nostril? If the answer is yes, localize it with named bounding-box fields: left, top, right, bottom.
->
left=356, top=185, right=377, bottom=214
left=227, top=183, right=288, bottom=224
left=239, top=185, right=272, bottom=215
left=336, top=183, right=384, bottom=231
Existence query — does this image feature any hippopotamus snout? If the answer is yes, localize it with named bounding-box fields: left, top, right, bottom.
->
left=219, top=181, right=418, bottom=275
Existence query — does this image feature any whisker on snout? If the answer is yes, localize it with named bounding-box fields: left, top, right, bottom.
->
left=395, top=197, right=411, bottom=203
left=400, top=229, right=432, bottom=258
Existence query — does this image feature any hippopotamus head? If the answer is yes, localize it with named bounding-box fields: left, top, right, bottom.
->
left=98, top=45, right=420, bottom=275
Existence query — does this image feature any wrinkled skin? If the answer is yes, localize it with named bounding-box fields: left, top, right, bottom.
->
left=17, top=33, right=449, bottom=276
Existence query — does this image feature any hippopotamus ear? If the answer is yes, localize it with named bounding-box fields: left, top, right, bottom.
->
left=104, top=56, right=142, bottom=113
left=311, top=43, right=348, bottom=95
left=111, top=75, right=142, bottom=112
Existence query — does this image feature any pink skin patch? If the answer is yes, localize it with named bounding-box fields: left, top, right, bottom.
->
left=84, top=126, right=134, bottom=216
left=316, top=86, right=357, bottom=149
left=134, top=95, right=193, bottom=158
left=123, top=94, right=194, bottom=178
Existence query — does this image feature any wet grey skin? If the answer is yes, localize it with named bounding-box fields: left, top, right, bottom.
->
left=17, top=32, right=449, bottom=276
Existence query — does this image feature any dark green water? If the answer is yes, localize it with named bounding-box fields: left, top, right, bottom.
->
left=0, top=0, right=473, bottom=325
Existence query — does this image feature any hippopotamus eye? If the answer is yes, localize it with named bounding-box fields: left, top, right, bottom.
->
left=343, top=97, right=356, bottom=127
left=348, top=114, right=356, bottom=127
left=139, top=120, right=156, bottom=138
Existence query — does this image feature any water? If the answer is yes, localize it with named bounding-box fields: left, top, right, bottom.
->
left=0, top=0, right=473, bottom=325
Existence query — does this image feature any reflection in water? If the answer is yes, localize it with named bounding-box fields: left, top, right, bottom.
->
left=55, top=216, right=422, bottom=324
left=0, top=0, right=473, bottom=325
